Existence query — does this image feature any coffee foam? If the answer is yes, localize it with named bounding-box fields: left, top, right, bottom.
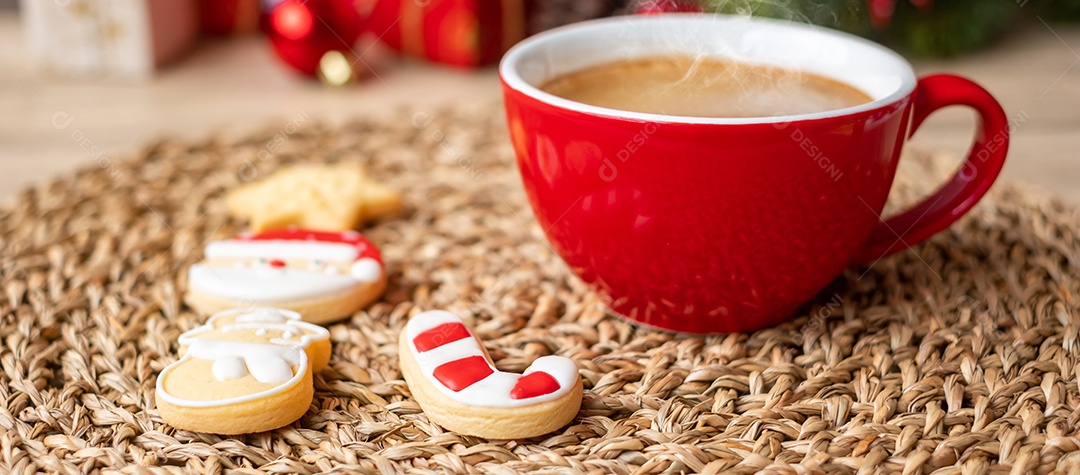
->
left=540, top=55, right=873, bottom=118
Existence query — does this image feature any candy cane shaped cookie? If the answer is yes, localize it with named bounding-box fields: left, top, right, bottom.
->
left=398, top=310, right=583, bottom=438
left=156, top=308, right=330, bottom=434
left=186, top=228, right=387, bottom=324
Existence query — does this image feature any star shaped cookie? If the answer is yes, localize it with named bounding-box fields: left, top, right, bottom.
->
left=226, top=163, right=402, bottom=232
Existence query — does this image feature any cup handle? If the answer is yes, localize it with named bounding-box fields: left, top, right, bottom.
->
left=851, top=74, right=1010, bottom=264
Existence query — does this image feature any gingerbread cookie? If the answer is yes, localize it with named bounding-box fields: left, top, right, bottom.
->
left=399, top=310, right=583, bottom=439
left=186, top=228, right=387, bottom=324
left=156, top=308, right=330, bottom=434
left=227, top=163, right=402, bottom=232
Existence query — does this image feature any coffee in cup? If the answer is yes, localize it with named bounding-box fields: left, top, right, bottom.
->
left=540, top=55, right=872, bottom=118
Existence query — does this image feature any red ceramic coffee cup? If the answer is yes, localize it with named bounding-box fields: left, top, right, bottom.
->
left=500, top=14, right=1009, bottom=334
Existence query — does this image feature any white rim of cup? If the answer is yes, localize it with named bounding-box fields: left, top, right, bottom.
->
left=499, top=13, right=918, bottom=125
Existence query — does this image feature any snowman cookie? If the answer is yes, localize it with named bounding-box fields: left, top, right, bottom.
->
left=186, top=228, right=387, bottom=324
left=399, top=310, right=583, bottom=439
left=156, top=308, right=330, bottom=434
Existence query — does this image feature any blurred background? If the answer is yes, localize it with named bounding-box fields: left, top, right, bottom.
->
left=0, top=0, right=1078, bottom=202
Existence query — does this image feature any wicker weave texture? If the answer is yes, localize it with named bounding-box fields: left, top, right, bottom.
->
left=1, top=107, right=1079, bottom=474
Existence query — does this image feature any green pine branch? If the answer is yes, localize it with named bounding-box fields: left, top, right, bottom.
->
left=700, top=0, right=1030, bottom=57
left=1039, top=0, right=1080, bottom=20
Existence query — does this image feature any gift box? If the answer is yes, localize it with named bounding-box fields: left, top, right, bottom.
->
left=368, top=0, right=527, bottom=68
left=20, top=0, right=199, bottom=79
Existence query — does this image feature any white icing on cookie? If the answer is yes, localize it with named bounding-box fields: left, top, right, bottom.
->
left=212, top=356, right=247, bottom=381
left=350, top=258, right=382, bottom=283
left=188, top=232, right=386, bottom=303
left=245, top=350, right=296, bottom=383
left=156, top=308, right=330, bottom=409
left=404, top=310, right=579, bottom=408
left=188, top=265, right=359, bottom=301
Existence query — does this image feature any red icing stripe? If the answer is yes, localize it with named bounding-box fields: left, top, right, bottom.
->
left=433, top=356, right=493, bottom=392
left=236, top=228, right=383, bottom=263
left=510, top=371, right=560, bottom=400
left=245, top=228, right=360, bottom=243
left=413, top=322, right=471, bottom=352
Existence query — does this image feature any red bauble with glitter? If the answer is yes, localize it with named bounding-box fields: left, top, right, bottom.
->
left=267, top=0, right=366, bottom=77
left=365, top=0, right=527, bottom=68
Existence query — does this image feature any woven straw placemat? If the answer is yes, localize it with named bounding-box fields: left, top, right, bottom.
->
left=2, top=105, right=1079, bottom=474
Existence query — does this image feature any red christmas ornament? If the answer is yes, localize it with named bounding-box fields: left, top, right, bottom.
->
left=868, top=0, right=933, bottom=29
left=267, top=0, right=366, bottom=77
left=365, top=0, right=527, bottom=69
left=632, top=0, right=704, bottom=15
left=867, top=0, right=896, bottom=28
left=909, top=0, right=933, bottom=12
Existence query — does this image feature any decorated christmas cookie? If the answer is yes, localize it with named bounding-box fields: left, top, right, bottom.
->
left=156, top=308, right=330, bottom=434
left=185, top=228, right=387, bottom=324
left=226, top=163, right=402, bottom=232
left=399, top=310, right=583, bottom=439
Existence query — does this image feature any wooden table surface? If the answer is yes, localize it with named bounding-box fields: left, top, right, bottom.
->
left=1, top=13, right=1077, bottom=203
